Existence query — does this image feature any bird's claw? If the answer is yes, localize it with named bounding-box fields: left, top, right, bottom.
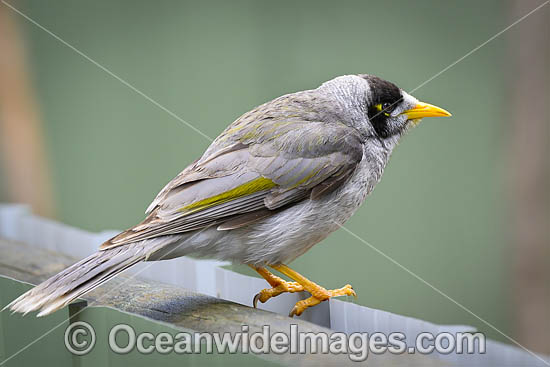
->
left=289, top=307, right=298, bottom=318
left=252, top=281, right=304, bottom=308
left=253, top=293, right=261, bottom=308
left=335, top=284, right=356, bottom=298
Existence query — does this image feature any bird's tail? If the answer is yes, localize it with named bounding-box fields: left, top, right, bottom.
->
left=3, top=243, right=153, bottom=316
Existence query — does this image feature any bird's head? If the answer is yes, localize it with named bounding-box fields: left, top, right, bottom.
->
left=360, top=74, right=451, bottom=141
left=319, top=74, right=451, bottom=142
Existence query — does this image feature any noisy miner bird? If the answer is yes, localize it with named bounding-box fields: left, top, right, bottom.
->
left=6, top=74, right=451, bottom=317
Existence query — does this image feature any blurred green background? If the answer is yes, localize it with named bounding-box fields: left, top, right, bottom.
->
left=1, top=0, right=512, bottom=342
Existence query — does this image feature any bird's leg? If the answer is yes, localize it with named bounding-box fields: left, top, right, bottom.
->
left=271, top=264, right=356, bottom=317
left=250, top=265, right=304, bottom=308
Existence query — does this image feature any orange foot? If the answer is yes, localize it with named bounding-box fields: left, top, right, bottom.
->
left=251, top=264, right=357, bottom=317
left=288, top=284, right=355, bottom=316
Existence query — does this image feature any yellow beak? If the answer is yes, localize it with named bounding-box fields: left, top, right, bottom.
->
left=401, top=101, right=452, bottom=120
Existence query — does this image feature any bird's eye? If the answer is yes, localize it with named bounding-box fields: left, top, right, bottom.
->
left=374, top=103, right=392, bottom=112
left=373, top=102, right=394, bottom=117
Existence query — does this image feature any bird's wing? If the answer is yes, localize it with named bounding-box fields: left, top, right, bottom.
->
left=101, top=116, right=363, bottom=249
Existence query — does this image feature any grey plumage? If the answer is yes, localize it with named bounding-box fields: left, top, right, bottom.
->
left=5, top=74, right=449, bottom=316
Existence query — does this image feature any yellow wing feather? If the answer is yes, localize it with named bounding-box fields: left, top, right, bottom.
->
left=179, top=177, right=276, bottom=213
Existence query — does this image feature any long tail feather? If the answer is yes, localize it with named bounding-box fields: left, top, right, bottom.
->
left=3, top=243, right=153, bottom=316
